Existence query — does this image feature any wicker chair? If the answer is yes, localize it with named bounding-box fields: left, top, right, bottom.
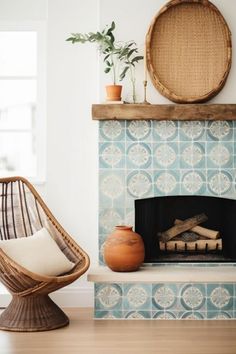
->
left=0, top=176, right=90, bottom=332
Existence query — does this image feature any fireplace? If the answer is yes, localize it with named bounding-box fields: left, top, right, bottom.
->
left=135, top=196, right=236, bottom=263
left=91, top=120, right=236, bottom=320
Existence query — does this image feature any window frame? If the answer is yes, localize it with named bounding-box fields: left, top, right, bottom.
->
left=0, top=21, right=46, bottom=184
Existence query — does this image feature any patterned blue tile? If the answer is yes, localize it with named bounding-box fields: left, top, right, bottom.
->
left=207, top=284, right=233, bottom=311
left=98, top=251, right=105, bottom=265
left=98, top=234, right=106, bottom=259
left=180, top=284, right=206, bottom=311
left=179, top=311, right=205, bottom=319
left=99, top=142, right=125, bottom=169
left=153, top=143, right=179, bottom=169
left=123, top=284, right=152, bottom=310
left=95, top=311, right=123, bottom=319
left=126, top=142, right=152, bottom=169
left=125, top=311, right=151, bottom=319
left=100, top=121, right=125, bottom=141
left=152, top=311, right=176, bottom=319
left=206, top=142, right=233, bottom=169
left=179, top=121, right=205, bottom=141
left=95, top=283, right=123, bottom=310
left=152, top=284, right=178, bottom=310
left=154, top=170, right=180, bottom=196
left=93, top=282, right=236, bottom=319
left=126, top=120, right=151, bottom=141
left=153, top=121, right=178, bottom=141
left=99, top=170, right=126, bottom=207
left=180, top=170, right=206, bottom=195
left=127, top=170, right=153, bottom=199
left=207, top=121, right=233, bottom=141
left=180, top=142, right=205, bottom=169
left=207, top=311, right=233, bottom=319
left=99, top=208, right=125, bottom=234
left=207, top=170, right=233, bottom=196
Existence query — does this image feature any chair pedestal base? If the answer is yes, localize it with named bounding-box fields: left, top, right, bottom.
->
left=0, top=295, right=69, bottom=332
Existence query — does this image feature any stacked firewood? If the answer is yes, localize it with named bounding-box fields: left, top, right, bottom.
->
left=158, top=213, right=222, bottom=253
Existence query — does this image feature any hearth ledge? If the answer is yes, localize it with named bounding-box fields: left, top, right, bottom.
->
left=87, top=265, right=236, bottom=283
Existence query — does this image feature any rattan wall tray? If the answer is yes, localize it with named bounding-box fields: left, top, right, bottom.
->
left=146, top=0, right=232, bottom=103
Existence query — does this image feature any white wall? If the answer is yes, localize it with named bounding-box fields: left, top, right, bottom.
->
left=100, top=0, right=236, bottom=104
left=0, top=0, right=99, bottom=306
left=46, top=0, right=99, bottom=286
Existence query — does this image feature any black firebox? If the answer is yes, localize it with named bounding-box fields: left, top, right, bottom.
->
left=135, top=196, right=236, bottom=263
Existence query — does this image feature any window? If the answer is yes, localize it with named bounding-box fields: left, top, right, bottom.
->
left=0, top=23, right=46, bottom=183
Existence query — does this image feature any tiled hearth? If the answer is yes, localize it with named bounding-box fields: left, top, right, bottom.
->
left=90, top=119, right=236, bottom=320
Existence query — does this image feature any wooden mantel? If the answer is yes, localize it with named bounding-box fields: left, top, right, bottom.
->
left=92, top=103, right=236, bottom=120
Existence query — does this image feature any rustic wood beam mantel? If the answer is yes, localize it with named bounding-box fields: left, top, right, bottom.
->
left=92, top=103, right=236, bottom=120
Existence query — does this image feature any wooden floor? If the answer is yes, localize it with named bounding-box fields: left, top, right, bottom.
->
left=1, top=308, right=236, bottom=354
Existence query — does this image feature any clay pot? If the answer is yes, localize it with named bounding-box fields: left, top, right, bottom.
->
left=105, top=85, right=122, bottom=101
left=104, top=225, right=145, bottom=272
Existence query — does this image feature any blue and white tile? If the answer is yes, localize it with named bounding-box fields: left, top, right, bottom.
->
left=154, top=171, right=180, bottom=196
left=206, top=142, right=233, bottom=168
left=126, top=142, right=152, bottom=169
left=126, top=120, right=151, bottom=141
left=95, top=283, right=123, bottom=310
left=124, top=195, right=136, bottom=209
left=207, top=121, right=233, bottom=141
left=180, top=284, right=206, bottom=311
left=179, top=311, right=205, bottom=319
left=207, top=170, right=233, bottom=196
left=180, top=142, right=205, bottom=169
left=99, top=142, right=125, bottom=168
left=153, top=143, right=179, bottom=169
left=124, top=284, right=152, bottom=310
left=127, top=170, right=153, bottom=199
left=124, top=208, right=135, bottom=228
left=98, top=234, right=107, bottom=261
left=99, top=170, right=125, bottom=206
left=207, top=311, right=233, bottom=319
left=95, top=311, right=124, bottom=319
left=125, top=311, right=151, bottom=319
left=100, top=121, right=125, bottom=141
left=180, top=170, right=206, bottom=195
left=152, top=284, right=178, bottom=310
left=152, top=311, right=176, bottom=319
left=207, top=284, right=233, bottom=311
left=179, top=121, right=205, bottom=141
left=99, top=208, right=124, bottom=234
left=153, top=120, right=178, bottom=141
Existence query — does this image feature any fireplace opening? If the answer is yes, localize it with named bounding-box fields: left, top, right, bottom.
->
left=135, top=196, right=236, bottom=263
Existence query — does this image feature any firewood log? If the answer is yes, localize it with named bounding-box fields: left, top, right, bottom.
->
left=159, top=213, right=208, bottom=242
left=174, top=219, right=220, bottom=239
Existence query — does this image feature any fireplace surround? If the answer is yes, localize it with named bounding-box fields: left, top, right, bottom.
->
left=89, top=119, right=236, bottom=320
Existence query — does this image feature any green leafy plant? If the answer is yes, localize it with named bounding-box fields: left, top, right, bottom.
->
left=66, top=22, right=143, bottom=102
left=119, top=42, right=143, bottom=103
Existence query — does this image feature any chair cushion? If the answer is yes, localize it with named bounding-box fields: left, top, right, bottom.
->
left=0, top=228, right=75, bottom=276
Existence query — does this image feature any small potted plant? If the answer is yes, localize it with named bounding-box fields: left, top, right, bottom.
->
left=66, top=22, right=143, bottom=102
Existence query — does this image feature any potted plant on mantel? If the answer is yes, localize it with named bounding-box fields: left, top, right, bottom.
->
left=66, top=22, right=143, bottom=102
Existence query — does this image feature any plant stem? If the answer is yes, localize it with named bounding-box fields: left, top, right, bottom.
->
left=111, top=53, right=116, bottom=85
left=130, top=65, right=136, bottom=103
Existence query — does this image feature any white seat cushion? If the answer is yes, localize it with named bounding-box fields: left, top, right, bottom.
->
left=0, top=228, right=75, bottom=276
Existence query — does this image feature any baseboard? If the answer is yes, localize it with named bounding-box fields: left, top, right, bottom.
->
left=0, top=286, right=94, bottom=308
left=51, top=286, right=94, bottom=307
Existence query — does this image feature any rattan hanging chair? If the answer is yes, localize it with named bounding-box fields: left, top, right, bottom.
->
left=0, top=176, right=90, bottom=332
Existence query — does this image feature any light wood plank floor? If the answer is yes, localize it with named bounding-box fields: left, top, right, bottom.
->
left=1, top=308, right=236, bottom=354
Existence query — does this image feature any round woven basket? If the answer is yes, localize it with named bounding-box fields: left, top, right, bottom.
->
left=146, top=0, right=232, bottom=103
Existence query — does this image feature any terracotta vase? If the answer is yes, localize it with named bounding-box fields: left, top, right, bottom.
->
left=104, top=225, right=145, bottom=272
left=105, top=85, right=122, bottom=101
